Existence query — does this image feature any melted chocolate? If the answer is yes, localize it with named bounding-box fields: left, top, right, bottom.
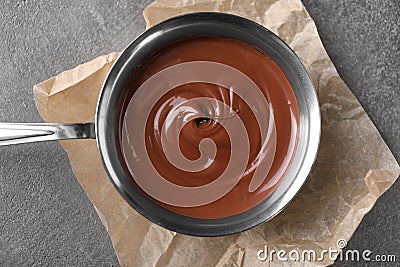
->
left=120, top=36, right=299, bottom=219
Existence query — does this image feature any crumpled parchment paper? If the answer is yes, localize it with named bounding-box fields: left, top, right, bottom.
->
left=33, top=0, right=400, bottom=266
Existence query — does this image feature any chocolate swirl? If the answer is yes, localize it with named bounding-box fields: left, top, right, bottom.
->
left=121, top=37, right=299, bottom=218
left=123, top=61, right=276, bottom=207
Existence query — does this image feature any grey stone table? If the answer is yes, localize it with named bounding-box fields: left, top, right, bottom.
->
left=0, top=0, right=398, bottom=266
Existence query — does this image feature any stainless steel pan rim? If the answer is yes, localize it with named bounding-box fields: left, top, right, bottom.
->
left=95, top=12, right=321, bottom=236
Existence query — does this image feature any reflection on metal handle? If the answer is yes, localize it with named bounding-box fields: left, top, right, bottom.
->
left=0, top=122, right=95, bottom=146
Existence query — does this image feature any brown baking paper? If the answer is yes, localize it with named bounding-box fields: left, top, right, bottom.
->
left=33, top=0, right=400, bottom=266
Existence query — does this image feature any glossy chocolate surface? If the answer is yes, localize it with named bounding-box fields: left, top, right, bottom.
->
left=120, top=36, right=299, bottom=219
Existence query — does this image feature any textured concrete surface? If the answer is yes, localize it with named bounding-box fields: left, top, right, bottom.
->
left=0, top=0, right=398, bottom=266
left=302, top=1, right=399, bottom=266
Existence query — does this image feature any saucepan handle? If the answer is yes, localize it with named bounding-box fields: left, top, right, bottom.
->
left=0, top=122, right=95, bottom=146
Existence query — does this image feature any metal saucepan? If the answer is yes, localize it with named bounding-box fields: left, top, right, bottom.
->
left=0, top=13, right=320, bottom=236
